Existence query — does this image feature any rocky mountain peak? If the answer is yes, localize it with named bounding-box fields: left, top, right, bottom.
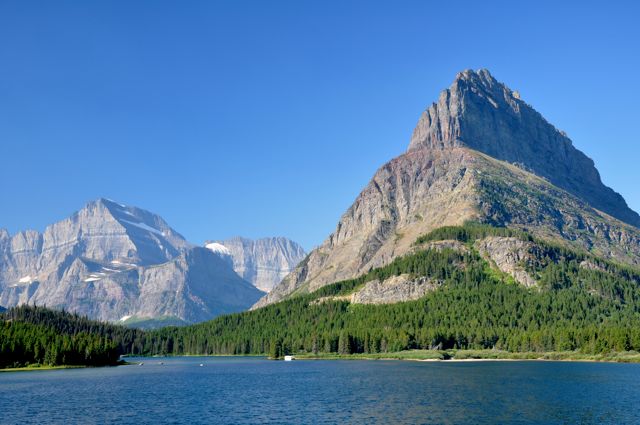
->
left=254, top=70, right=640, bottom=309
left=455, top=68, right=498, bottom=88
left=65, top=198, right=191, bottom=265
left=408, top=69, right=640, bottom=227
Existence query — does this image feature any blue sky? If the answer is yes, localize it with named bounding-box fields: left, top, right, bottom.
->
left=1, top=0, right=639, bottom=250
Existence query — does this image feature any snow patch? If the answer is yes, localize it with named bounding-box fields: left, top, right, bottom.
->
left=205, top=242, right=231, bottom=256
left=121, top=219, right=165, bottom=236
left=18, top=276, right=33, bottom=283
left=84, top=277, right=101, bottom=282
left=105, top=198, right=126, bottom=208
left=111, top=260, right=137, bottom=267
left=119, top=315, right=132, bottom=322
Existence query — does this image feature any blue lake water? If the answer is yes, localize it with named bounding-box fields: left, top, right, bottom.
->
left=1, top=357, right=640, bottom=424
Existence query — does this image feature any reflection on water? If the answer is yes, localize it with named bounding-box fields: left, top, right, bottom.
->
left=1, top=357, right=639, bottom=424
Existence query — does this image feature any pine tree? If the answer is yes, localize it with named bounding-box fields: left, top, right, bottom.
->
left=269, top=339, right=282, bottom=359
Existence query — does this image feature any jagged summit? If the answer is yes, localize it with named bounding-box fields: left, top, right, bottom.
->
left=56, top=197, right=191, bottom=265
left=408, top=69, right=640, bottom=227
left=254, top=70, right=640, bottom=309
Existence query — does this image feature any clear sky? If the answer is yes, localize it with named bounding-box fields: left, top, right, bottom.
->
left=1, top=0, right=639, bottom=250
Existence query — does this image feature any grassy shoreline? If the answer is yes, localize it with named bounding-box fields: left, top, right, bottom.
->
left=293, top=349, right=640, bottom=363
left=0, top=360, right=131, bottom=373
left=0, top=364, right=86, bottom=373
left=128, top=349, right=640, bottom=363
left=6, top=351, right=640, bottom=370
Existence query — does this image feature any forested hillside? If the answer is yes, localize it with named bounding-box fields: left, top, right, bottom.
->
left=4, top=224, right=640, bottom=364
left=142, top=224, right=640, bottom=357
left=0, top=305, right=144, bottom=369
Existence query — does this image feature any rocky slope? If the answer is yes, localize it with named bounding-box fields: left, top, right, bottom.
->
left=254, top=70, right=640, bottom=308
left=0, top=199, right=264, bottom=323
left=408, top=69, right=640, bottom=227
left=207, top=237, right=306, bottom=292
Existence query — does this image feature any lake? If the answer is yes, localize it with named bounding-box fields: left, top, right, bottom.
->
left=1, top=357, right=640, bottom=424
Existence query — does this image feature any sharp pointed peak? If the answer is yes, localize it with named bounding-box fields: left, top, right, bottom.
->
left=451, top=68, right=506, bottom=93
left=455, top=68, right=495, bottom=80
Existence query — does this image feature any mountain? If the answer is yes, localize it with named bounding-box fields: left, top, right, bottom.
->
left=206, top=237, right=306, bottom=292
left=408, top=69, right=640, bottom=227
left=0, top=198, right=264, bottom=324
left=144, top=223, right=640, bottom=357
left=254, top=69, right=640, bottom=308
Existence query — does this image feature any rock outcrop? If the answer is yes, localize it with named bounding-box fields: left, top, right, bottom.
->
left=474, top=237, right=537, bottom=288
left=254, top=70, right=640, bottom=309
left=350, top=274, right=440, bottom=304
left=0, top=199, right=264, bottom=323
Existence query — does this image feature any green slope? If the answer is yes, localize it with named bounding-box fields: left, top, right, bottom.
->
left=143, top=224, right=640, bottom=357
left=0, top=305, right=146, bottom=369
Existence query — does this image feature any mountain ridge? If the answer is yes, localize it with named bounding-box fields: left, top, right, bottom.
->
left=0, top=198, right=263, bottom=324
left=408, top=69, right=640, bottom=227
left=254, top=70, right=640, bottom=309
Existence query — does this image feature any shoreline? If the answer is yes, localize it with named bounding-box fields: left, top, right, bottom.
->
left=0, top=365, right=86, bottom=373
left=125, top=350, right=640, bottom=364
left=292, top=349, right=640, bottom=364
left=6, top=351, right=640, bottom=371
left=0, top=360, right=130, bottom=373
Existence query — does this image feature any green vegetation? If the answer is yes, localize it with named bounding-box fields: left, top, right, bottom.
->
left=296, top=349, right=640, bottom=363
left=414, top=222, right=531, bottom=245
left=0, top=320, right=119, bottom=369
left=142, top=224, right=640, bottom=358
left=0, top=364, right=85, bottom=373
left=4, top=224, right=640, bottom=365
left=120, top=315, right=189, bottom=330
left=0, top=305, right=145, bottom=369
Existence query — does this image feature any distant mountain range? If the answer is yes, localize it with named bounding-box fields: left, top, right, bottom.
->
left=206, top=237, right=306, bottom=292
left=0, top=198, right=303, bottom=326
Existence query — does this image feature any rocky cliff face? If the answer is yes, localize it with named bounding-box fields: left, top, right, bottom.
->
left=254, top=70, right=640, bottom=308
left=208, top=237, right=306, bottom=292
left=0, top=199, right=263, bottom=323
left=408, top=69, right=640, bottom=227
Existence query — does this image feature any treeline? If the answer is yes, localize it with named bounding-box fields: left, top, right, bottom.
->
left=0, top=321, right=119, bottom=368
left=142, top=224, right=640, bottom=357
left=414, top=222, right=532, bottom=245
left=2, top=304, right=145, bottom=355
left=5, top=224, right=640, bottom=362
left=0, top=305, right=146, bottom=369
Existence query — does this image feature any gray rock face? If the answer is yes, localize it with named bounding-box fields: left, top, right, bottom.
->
left=408, top=69, right=640, bottom=227
left=207, top=237, right=306, bottom=292
left=474, top=237, right=537, bottom=288
left=350, top=274, right=439, bottom=304
left=254, top=70, right=640, bottom=309
left=0, top=199, right=264, bottom=323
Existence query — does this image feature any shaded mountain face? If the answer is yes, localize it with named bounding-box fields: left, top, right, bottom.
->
left=206, top=237, right=306, bottom=292
left=254, top=70, right=640, bottom=308
left=0, top=199, right=263, bottom=323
